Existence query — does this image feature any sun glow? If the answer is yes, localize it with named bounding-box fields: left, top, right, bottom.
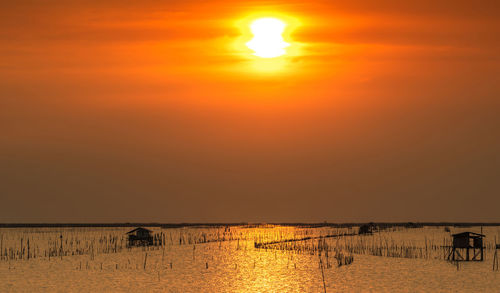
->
left=246, top=18, right=290, bottom=58
left=233, top=13, right=301, bottom=72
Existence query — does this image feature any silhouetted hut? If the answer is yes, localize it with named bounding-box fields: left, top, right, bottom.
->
left=126, top=227, right=154, bottom=247
left=448, top=232, right=485, bottom=261
left=358, top=223, right=376, bottom=235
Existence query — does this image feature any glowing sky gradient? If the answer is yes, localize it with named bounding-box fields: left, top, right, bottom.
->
left=1, top=0, right=499, bottom=222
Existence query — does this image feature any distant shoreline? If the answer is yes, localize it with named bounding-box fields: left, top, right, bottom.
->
left=0, top=222, right=499, bottom=228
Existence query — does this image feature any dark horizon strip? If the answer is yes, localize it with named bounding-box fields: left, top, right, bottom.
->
left=0, top=222, right=499, bottom=228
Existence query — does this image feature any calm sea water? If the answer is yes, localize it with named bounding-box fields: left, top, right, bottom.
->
left=1, top=226, right=499, bottom=292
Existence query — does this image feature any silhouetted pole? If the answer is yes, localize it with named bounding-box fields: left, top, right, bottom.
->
left=60, top=234, right=63, bottom=260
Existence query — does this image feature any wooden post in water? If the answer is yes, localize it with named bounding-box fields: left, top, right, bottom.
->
left=60, top=235, right=63, bottom=260
left=494, top=236, right=499, bottom=271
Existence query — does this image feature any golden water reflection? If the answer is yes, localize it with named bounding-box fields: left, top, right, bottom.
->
left=2, top=226, right=500, bottom=291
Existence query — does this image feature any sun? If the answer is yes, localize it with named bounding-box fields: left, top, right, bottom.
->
left=246, top=18, right=290, bottom=58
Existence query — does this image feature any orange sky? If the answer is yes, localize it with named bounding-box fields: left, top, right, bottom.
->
left=1, top=0, right=499, bottom=222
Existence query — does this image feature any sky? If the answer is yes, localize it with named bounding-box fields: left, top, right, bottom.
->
left=1, top=0, right=499, bottom=223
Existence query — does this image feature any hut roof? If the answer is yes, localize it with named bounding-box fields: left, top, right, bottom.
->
left=452, top=232, right=485, bottom=238
left=126, top=227, right=152, bottom=234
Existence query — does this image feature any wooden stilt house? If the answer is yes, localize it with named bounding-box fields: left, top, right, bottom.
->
left=448, top=232, right=485, bottom=261
left=126, top=227, right=154, bottom=247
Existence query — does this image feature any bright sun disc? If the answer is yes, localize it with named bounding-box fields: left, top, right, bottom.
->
left=246, top=18, right=290, bottom=58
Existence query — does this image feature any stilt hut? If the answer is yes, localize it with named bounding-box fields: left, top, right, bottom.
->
left=358, top=223, right=376, bottom=235
left=126, top=227, right=154, bottom=247
left=448, top=232, right=485, bottom=261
